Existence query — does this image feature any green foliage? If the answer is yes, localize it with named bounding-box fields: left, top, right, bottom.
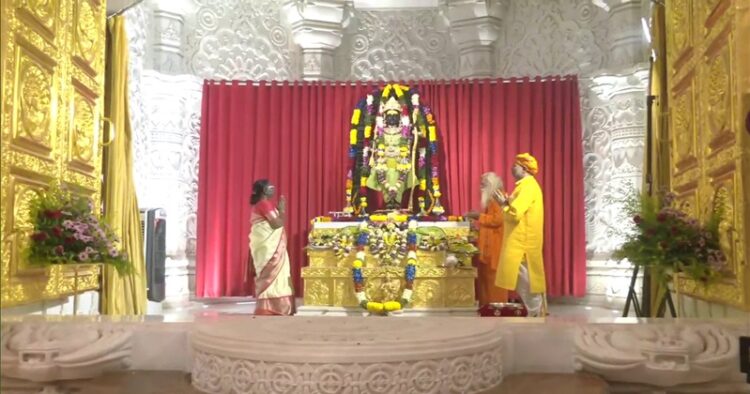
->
left=612, top=188, right=727, bottom=285
left=25, top=182, right=131, bottom=275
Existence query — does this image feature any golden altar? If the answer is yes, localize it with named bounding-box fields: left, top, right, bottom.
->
left=300, top=220, right=478, bottom=316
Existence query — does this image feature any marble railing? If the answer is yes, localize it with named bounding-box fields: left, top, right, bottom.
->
left=0, top=316, right=747, bottom=393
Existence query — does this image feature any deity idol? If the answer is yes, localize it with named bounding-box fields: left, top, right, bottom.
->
left=344, top=84, right=444, bottom=216
left=366, top=96, right=418, bottom=209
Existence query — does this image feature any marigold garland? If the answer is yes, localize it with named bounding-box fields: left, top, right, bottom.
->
left=345, top=83, right=443, bottom=216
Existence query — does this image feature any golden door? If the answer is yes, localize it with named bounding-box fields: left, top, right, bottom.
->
left=0, top=0, right=106, bottom=308
left=666, top=0, right=750, bottom=309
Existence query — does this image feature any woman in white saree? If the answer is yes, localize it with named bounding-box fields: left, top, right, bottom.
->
left=248, top=179, right=294, bottom=315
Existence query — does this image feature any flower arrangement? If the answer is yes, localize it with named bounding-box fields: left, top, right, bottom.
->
left=345, top=84, right=444, bottom=216
left=25, top=183, right=130, bottom=274
left=352, top=220, right=418, bottom=315
left=613, top=189, right=728, bottom=284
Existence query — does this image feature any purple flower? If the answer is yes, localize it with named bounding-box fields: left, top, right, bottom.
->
left=108, top=246, right=119, bottom=258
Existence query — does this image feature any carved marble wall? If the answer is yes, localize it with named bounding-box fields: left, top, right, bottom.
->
left=125, top=0, right=649, bottom=306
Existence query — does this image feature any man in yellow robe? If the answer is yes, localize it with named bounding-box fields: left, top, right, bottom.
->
left=493, top=153, right=546, bottom=316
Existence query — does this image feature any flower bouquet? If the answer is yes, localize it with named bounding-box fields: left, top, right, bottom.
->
left=613, top=189, right=727, bottom=285
left=25, top=183, right=130, bottom=274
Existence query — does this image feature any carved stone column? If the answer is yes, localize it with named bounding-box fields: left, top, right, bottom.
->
left=135, top=71, right=203, bottom=308
left=581, top=66, right=649, bottom=308
left=149, top=9, right=184, bottom=74
left=283, top=1, right=348, bottom=80
left=445, top=0, right=502, bottom=78
left=605, top=0, right=648, bottom=69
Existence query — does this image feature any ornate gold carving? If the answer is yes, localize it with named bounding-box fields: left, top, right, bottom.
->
left=303, top=279, right=332, bottom=306
left=1, top=0, right=105, bottom=309
left=15, top=55, right=53, bottom=146
left=667, top=0, right=750, bottom=311
left=705, top=49, right=730, bottom=137
left=667, top=0, right=691, bottom=66
left=74, top=0, right=99, bottom=70
left=411, top=279, right=442, bottom=308
left=672, top=91, right=694, bottom=166
left=71, top=94, right=95, bottom=164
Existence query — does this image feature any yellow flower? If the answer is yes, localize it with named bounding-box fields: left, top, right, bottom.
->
left=360, top=176, right=367, bottom=185
left=352, top=260, right=363, bottom=269
left=350, top=129, right=357, bottom=145
left=420, top=180, right=427, bottom=190
left=394, top=84, right=403, bottom=98
left=434, top=191, right=442, bottom=198
left=407, top=258, right=417, bottom=266
left=364, top=125, right=372, bottom=138
left=428, top=126, right=437, bottom=142
left=367, top=302, right=384, bottom=313
left=384, top=301, right=402, bottom=312
left=382, top=85, right=392, bottom=98
left=351, top=109, right=361, bottom=125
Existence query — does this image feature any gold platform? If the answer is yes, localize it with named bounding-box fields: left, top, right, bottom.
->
left=302, top=221, right=477, bottom=309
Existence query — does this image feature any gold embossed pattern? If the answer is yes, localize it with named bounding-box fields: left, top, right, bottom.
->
left=666, top=0, right=750, bottom=310
left=1, top=0, right=106, bottom=308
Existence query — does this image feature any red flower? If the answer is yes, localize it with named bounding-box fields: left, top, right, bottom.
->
left=657, top=213, right=667, bottom=222
left=53, top=245, right=64, bottom=255
left=44, top=210, right=63, bottom=219
left=52, top=227, right=63, bottom=237
left=31, top=232, right=48, bottom=242
left=633, top=215, right=642, bottom=225
left=64, top=236, right=76, bottom=245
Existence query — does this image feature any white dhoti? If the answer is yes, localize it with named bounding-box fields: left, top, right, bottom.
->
left=516, top=262, right=546, bottom=317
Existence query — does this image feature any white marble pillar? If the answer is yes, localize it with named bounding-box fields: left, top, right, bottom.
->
left=605, top=0, right=648, bottom=69
left=283, top=0, right=348, bottom=80
left=581, top=66, right=649, bottom=309
left=445, top=0, right=502, bottom=78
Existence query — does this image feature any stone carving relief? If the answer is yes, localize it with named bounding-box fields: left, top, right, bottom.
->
left=1, top=322, right=133, bottom=382
left=576, top=324, right=739, bottom=388
left=125, top=3, right=149, bottom=196
left=184, top=0, right=295, bottom=80
left=582, top=68, right=648, bottom=258
left=336, top=9, right=459, bottom=80
left=137, top=71, right=202, bottom=261
left=495, top=0, right=609, bottom=77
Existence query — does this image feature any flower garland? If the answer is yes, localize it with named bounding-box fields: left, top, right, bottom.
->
left=352, top=220, right=418, bottom=315
left=345, top=84, right=444, bottom=215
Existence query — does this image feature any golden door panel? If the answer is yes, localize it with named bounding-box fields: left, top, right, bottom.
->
left=68, top=83, right=98, bottom=173
left=666, top=0, right=693, bottom=74
left=702, top=31, right=733, bottom=153
left=6, top=172, right=51, bottom=275
left=11, top=39, right=57, bottom=157
left=72, top=0, right=102, bottom=77
left=670, top=80, right=697, bottom=172
left=16, top=0, right=60, bottom=40
left=1, top=0, right=105, bottom=309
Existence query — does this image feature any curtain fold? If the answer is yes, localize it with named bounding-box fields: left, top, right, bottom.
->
left=101, top=16, right=147, bottom=315
left=196, top=78, right=586, bottom=298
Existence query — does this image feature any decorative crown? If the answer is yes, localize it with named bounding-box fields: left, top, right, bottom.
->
left=383, top=96, right=401, bottom=114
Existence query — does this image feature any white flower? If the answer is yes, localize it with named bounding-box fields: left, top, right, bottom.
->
left=356, top=251, right=366, bottom=260
left=359, top=221, right=369, bottom=230
left=408, top=220, right=418, bottom=230
left=356, top=292, right=367, bottom=303
left=401, top=116, right=410, bottom=126
left=407, top=251, right=417, bottom=260
left=402, top=289, right=413, bottom=301
left=376, top=116, right=384, bottom=127
left=411, top=94, right=420, bottom=106
left=367, top=94, right=373, bottom=105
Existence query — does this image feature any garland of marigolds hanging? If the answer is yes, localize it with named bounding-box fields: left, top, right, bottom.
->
left=344, top=84, right=444, bottom=216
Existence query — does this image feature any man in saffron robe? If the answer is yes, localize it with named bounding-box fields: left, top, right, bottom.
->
left=466, top=172, right=508, bottom=307
left=493, top=153, right=547, bottom=317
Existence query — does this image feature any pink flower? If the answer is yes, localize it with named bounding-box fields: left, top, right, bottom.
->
left=78, top=252, right=89, bottom=261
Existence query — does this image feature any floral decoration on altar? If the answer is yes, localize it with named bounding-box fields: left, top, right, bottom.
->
left=24, top=183, right=131, bottom=274
left=345, top=83, right=444, bottom=215
left=613, top=189, right=729, bottom=285
left=308, top=214, right=478, bottom=315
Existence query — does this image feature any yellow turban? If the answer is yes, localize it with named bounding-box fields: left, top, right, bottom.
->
left=515, top=153, right=539, bottom=175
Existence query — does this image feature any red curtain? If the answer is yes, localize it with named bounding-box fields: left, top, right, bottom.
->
left=196, top=77, right=586, bottom=298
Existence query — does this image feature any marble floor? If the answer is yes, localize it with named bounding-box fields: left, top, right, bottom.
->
left=158, top=297, right=624, bottom=322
